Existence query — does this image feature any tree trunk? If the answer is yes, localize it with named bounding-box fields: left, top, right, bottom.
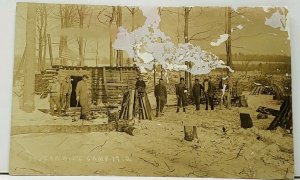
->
left=225, top=7, right=232, bottom=74
left=42, top=4, right=47, bottom=70
left=78, top=5, right=84, bottom=66
left=23, top=3, right=37, bottom=113
left=38, top=4, right=44, bottom=72
left=131, top=8, right=135, bottom=31
left=47, top=34, right=53, bottom=66
left=116, top=6, right=123, bottom=67
left=109, top=7, right=116, bottom=67
left=184, top=7, right=192, bottom=90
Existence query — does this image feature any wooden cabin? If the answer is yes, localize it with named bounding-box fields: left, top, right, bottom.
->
left=35, top=65, right=139, bottom=107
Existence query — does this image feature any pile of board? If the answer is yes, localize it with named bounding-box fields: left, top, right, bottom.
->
left=249, top=83, right=285, bottom=100
left=119, top=90, right=153, bottom=120
left=267, top=96, right=292, bottom=130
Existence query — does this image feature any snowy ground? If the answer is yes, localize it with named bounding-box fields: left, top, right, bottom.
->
left=9, top=94, right=294, bottom=178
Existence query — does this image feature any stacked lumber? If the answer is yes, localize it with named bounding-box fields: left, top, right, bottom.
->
left=267, top=96, right=292, bottom=130
left=91, top=68, right=101, bottom=104
left=249, top=83, right=285, bottom=101
left=119, top=89, right=153, bottom=120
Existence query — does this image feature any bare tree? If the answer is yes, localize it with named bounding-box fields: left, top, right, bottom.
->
left=37, top=4, right=47, bottom=71
left=58, top=5, right=76, bottom=62
left=126, top=7, right=137, bottom=31
left=97, top=7, right=116, bottom=67
left=23, top=3, right=37, bottom=112
left=116, top=6, right=123, bottom=67
left=77, top=5, right=85, bottom=66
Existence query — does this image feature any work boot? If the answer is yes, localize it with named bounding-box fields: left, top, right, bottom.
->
left=176, top=108, right=179, bottom=113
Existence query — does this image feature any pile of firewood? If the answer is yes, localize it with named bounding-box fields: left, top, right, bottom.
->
left=119, top=89, right=153, bottom=120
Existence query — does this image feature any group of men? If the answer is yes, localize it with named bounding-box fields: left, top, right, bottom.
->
left=137, top=75, right=235, bottom=117
left=48, top=75, right=90, bottom=120
left=48, top=73, right=235, bottom=120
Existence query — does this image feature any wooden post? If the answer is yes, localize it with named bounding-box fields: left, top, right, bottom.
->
left=103, top=67, right=108, bottom=98
left=153, top=60, right=156, bottom=90
left=47, top=34, right=53, bottom=67
left=184, top=125, right=198, bottom=141
left=128, top=89, right=135, bottom=120
left=225, top=7, right=232, bottom=74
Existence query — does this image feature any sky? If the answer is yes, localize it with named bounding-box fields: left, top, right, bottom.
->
left=14, top=3, right=291, bottom=64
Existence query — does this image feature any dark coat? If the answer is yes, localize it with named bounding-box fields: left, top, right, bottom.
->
left=203, top=80, right=215, bottom=96
left=176, top=83, right=187, bottom=97
left=154, top=84, right=167, bottom=100
left=192, top=83, right=203, bottom=98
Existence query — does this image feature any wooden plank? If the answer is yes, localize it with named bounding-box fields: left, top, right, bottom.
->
left=128, top=90, right=135, bottom=120
left=106, top=83, right=129, bottom=87
left=141, top=96, right=148, bottom=119
left=144, top=94, right=153, bottom=120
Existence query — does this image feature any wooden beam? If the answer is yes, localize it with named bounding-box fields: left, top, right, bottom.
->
left=103, top=67, right=108, bottom=98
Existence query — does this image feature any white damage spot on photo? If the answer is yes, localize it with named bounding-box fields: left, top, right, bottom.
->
left=237, top=24, right=243, bottom=30
left=210, top=34, right=229, bottom=47
left=113, top=7, right=233, bottom=75
left=264, top=8, right=290, bottom=39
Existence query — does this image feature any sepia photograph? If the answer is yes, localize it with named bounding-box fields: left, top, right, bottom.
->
left=9, top=2, right=293, bottom=179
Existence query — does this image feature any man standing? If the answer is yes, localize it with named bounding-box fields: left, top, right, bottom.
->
left=154, top=78, right=168, bottom=117
left=48, top=76, right=61, bottom=116
left=176, top=77, right=188, bottom=113
left=61, top=76, right=72, bottom=113
left=76, top=75, right=90, bottom=120
left=192, top=79, right=203, bottom=110
left=203, top=77, right=215, bottom=110
left=219, top=76, right=232, bottom=110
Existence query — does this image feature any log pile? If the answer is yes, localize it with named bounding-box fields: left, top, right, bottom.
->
left=35, top=69, right=58, bottom=95
left=267, top=96, right=292, bottom=130
left=116, top=120, right=139, bottom=136
left=119, top=89, right=153, bottom=120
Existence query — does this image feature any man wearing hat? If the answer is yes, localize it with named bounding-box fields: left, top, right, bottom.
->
left=48, top=76, right=61, bottom=116
left=61, top=76, right=72, bottom=113
left=203, top=76, right=215, bottom=110
left=176, top=77, right=188, bottom=113
left=76, top=75, right=90, bottom=119
left=154, top=78, right=168, bottom=117
left=192, top=78, right=203, bottom=110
